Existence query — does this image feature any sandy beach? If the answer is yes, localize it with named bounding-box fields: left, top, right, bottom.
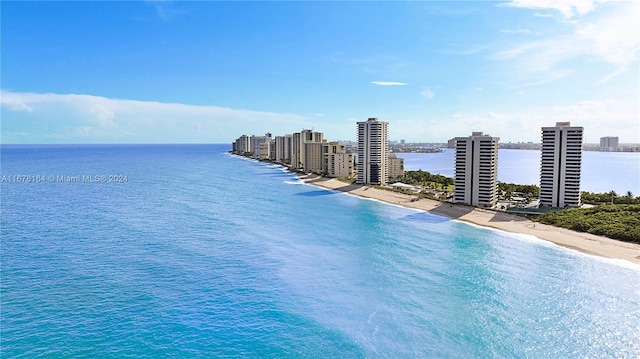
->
left=300, top=174, right=640, bottom=265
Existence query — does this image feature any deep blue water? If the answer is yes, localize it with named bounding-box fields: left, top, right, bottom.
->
left=398, top=149, right=640, bottom=194
left=2, top=144, right=639, bottom=358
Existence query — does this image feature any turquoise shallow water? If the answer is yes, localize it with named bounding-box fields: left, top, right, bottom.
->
left=1, top=144, right=639, bottom=358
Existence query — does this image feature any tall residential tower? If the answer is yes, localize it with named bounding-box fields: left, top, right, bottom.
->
left=357, top=118, right=388, bottom=185
left=274, top=134, right=293, bottom=164
left=453, top=132, right=499, bottom=207
left=291, top=129, right=324, bottom=171
left=540, top=122, right=583, bottom=208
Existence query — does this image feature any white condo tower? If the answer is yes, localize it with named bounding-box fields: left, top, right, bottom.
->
left=540, top=122, right=583, bottom=208
left=453, top=132, right=500, bottom=207
left=357, top=118, right=388, bottom=185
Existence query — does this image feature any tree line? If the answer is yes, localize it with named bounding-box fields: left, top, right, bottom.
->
left=532, top=204, right=640, bottom=244
left=392, top=170, right=454, bottom=189
left=581, top=191, right=640, bottom=205
left=497, top=182, right=539, bottom=199
left=394, top=171, right=638, bottom=206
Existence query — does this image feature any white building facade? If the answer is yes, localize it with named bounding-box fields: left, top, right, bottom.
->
left=250, top=133, right=272, bottom=158
left=357, top=118, right=388, bottom=185
left=232, top=135, right=250, bottom=154
left=540, top=122, right=583, bottom=208
left=274, top=134, right=293, bottom=164
left=453, top=132, right=499, bottom=207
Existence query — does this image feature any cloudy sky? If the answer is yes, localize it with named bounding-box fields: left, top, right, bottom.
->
left=1, top=0, right=638, bottom=144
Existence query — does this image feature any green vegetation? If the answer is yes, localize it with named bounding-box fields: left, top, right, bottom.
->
left=375, top=184, right=446, bottom=202
left=393, top=170, right=454, bottom=190
left=498, top=182, right=539, bottom=200
left=532, top=204, right=640, bottom=244
left=581, top=191, right=640, bottom=205
left=337, top=177, right=357, bottom=184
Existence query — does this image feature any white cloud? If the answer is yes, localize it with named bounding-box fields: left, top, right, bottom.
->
left=371, top=81, right=409, bottom=86
left=498, top=0, right=608, bottom=20
left=438, top=46, right=488, bottom=56
left=1, top=92, right=34, bottom=112
left=398, top=94, right=637, bottom=143
left=510, top=69, right=572, bottom=88
left=500, top=29, right=539, bottom=35
left=148, top=1, right=189, bottom=21
left=486, top=112, right=509, bottom=121
left=420, top=89, right=435, bottom=99
left=533, top=12, right=556, bottom=18
left=494, top=37, right=581, bottom=74
left=553, top=99, right=615, bottom=112
left=575, top=6, right=640, bottom=78
left=550, top=99, right=638, bottom=139
left=494, top=1, right=639, bottom=85
left=0, top=90, right=310, bottom=143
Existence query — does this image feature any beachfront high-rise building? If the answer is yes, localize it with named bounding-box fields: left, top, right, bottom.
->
left=453, top=132, right=499, bottom=207
left=388, top=153, right=404, bottom=180
left=274, top=134, right=293, bottom=164
left=291, top=130, right=324, bottom=171
left=232, top=135, right=250, bottom=155
left=304, top=142, right=325, bottom=173
left=599, top=136, right=619, bottom=152
left=540, top=122, right=583, bottom=208
left=357, top=118, right=388, bottom=185
left=321, top=142, right=353, bottom=178
left=250, top=133, right=272, bottom=158
left=269, top=139, right=276, bottom=160
left=258, top=141, right=271, bottom=160
left=327, top=152, right=354, bottom=178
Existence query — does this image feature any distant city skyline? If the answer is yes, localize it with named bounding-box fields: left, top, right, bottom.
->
left=1, top=1, right=638, bottom=144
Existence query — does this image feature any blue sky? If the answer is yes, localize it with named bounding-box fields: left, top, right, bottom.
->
left=1, top=0, right=638, bottom=144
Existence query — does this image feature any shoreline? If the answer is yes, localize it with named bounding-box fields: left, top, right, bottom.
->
left=298, top=174, right=640, bottom=265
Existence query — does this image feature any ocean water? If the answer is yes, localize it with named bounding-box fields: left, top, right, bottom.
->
left=398, top=149, right=640, bottom=194
left=1, top=144, right=639, bottom=358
